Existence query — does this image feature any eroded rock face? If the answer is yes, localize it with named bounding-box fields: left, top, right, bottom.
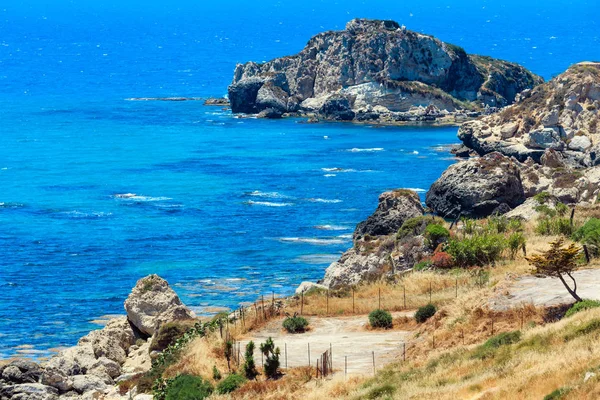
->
left=229, top=19, right=541, bottom=117
left=426, top=152, right=526, bottom=218
left=457, top=63, right=599, bottom=167
left=322, top=248, right=388, bottom=288
left=124, top=275, right=195, bottom=337
left=354, top=190, right=424, bottom=240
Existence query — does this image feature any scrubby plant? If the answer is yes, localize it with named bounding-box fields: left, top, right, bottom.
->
left=461, top=217, right=478, bottom=236
left=164, top=375, right=213, bottom=400
left=564, top=299, right=600, bottom=318
left=424, top=224, right=450, bottom=249
left=573, top=218, right=600, bottom=257
left=431, top=251, right=454, bottom=269
left=543, top=387, right=571, bottom=400
left=471, top=331, right=521, bottom=360
left=150, top=321, right=195, bottom=352
left=212, top=365, right=221, bottom=381
left=508, top=232, right=527, bottom=259
left=397, top=216, right=443, bottom=239
left=282, top=314, right=309, bottom=333
left=216, top=373, right=246, bottom=394
left=242, top=341, right=258, bottom=379
left=369, top=309, right=393, bottom=329
left=260, top=337, right=280, bottom=379
left=488, top=215, right=509, bottom=233
left=414, top=260, right=433, bottom=271
left=446, top=233, right=506, bottom=267
left=415, top=304, right=436, bottom=323
left=224, top=340, right=233, bottom=372
left=533, top=191, right=551, bottom=204
left=527, top=239, right=583, bottom=302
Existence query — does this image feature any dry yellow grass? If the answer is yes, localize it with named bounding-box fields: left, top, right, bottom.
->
left=165, top=212, right=600, bottom=399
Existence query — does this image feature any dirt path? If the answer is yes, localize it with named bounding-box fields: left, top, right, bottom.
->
left=236, top=312, right=411, bottom=376
left=491, top=269, right=600, bottom=311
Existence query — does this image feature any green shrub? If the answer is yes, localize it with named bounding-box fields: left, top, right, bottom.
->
left=471, top=331, right=521, bottom=360
left=260, top=338, right=280, bottom=379
left=446, top=233, right=506, bottom=267
left=243, top=341, right=258, bottom=379
left=508, top=232, right=526, bottom=259
left=543, top=387, right=571, bottom=400
left=414, top=260, right=433, bottom=271
left=282, top=316, right=309, bottom=333
left=563, top=319, right=600, bottom=341
left=150, top=321, right=196, bottom=352
left=534, top=191, right=551, bottom=204
left=366, top=383, right=396, bottom=399
left=212, top=365, right=221, bottom=381
left=424, top=224, right=450, bottom=249
left=573, top=218, right=600, bottom=256
left=535, top=217, right=574, bottom=236
left=216, top=374, right=246, bottom=394
left=165, top=375, right=213, bottom=400
left=369, top=309, right=393, bottom=329
left=555, top=202, right=569, bottom=217
left=564, top=299, right=600, bottom=318
left=488, top=215, right=509, bottom=233
left=415, top=304, right=436, bottom=323
left=397, top=216, right=442, bottom=239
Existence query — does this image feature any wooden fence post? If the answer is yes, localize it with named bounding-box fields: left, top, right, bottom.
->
left=308, top=343, right=310, bottom=367
left=403, top=286, right=406, bottom=309
left=403, top=342, right=406, bottom=361
left=372, top=351, right=375, bottom=375
left=326, top=289, right=329, bottom=315
left=352, top=288, right=355, bottom=314
left=262, top=295, right=266, bottom=320
left=378, top=287, right=381, bottom=310
left=345, top=356, right=347, bottom=378
left=301, top=291, right=304, bottom=315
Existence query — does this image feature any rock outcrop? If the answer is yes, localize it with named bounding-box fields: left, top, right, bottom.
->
left=457, top=62, right=600, bottom=167
left=320, top=189, right=430, bottom=288
left=426, top=63, right=600, bottom=217
left=125, top=275, right=195, bottom=337
left=228, top=19, right=542, bottom=122
left=426, top=152, right=526, bottom=218
left=354, top=190, right=424, bottom=240
left=1, top=275, right=193, bottom=400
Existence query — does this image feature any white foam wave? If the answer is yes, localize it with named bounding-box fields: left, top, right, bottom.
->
left=347, top=148, right=384, bottom=152
left=114, top=193, right=172, bottom=202
left=308, top=198, right=342, bottom=204
left=247, top=190, right=290, bottom=199
left=246, top=201, right=292, bottom=207
left=404, top=188, right=427, bottom=193
left=314, top=225, right=351, bottom=231
left=279, top=237, right=347, bottom=245
left=323, top=174, right=337, bottom=177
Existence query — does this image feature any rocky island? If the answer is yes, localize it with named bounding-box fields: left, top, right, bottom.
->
left=228, top=19, right=542, bottom=123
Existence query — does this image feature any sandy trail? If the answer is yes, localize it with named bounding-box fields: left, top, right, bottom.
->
left=491, top=269, right=600, bottom=311
left=235, top=312, right=410, bottom=376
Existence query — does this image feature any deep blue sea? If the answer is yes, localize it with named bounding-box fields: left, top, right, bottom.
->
left=0, top=0, right=598, bottom=359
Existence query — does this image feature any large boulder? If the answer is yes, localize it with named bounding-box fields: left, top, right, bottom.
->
left=124, top=275, right=195, bottom=337
left=322, top=248, right=388, bottom=288
left=0, top=383, right=58, bottom=400
left=318, top=95, right=356, bottom=121
left=354, top=190, right=424, bottom=240
left=426, top=152, right=526, bottom=218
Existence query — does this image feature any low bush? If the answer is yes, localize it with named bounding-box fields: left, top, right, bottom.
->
left=488, top=215, right=509, bottom=233
left=212, top=365, right=222, bottom=381
left=536, top=217, right=574, bottom=236
left=165, top=375, right=213, bottom=400
left=216, top=374, right=246, bottom=394
left=573, top=218, right=600, bottom=256
left=369, top=309, right=393, bottom=329
left=150, top=321, right=196, bottom=352
left=424, top=224, right=450, bottom=249
left=543, top=387, right=572, bottom=400
left=446, top=233, right=506, bottom=267
left=415, top=304, right=436, bottom=323
left=431, top=251, right=454, bottom=269
left=564, top=299, right=600, bottom=318
left=260, top=338, right=281, bottom=379
left=282, top=315, right=309, bottom=333
left=397, top=216, right=429, bottom=239
left=414, top=260, right=432, bottom=271
left=471, top=331, right=521, bottom=360
left=508, top=232, right=526, bottom=259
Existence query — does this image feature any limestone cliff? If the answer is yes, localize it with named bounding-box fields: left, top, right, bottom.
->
left=228, top=19, right=542, bottom=121
left=458, top=62, right=600, bottom=166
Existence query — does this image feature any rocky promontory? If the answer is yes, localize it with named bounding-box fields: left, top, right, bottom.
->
left=0, top=275, right=194, bottom=400
left=228, top=19, right=542, bottom=123
left=427, top=63, right=600, bottom=218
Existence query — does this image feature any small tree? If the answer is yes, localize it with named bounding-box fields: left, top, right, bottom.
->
left=224, top=340, right=233, bottom=372
left=259, top=337, right=280, bottom=379
left=527, top=239, right=583, bottom=302
left=243, top=341, right=258, bottom=379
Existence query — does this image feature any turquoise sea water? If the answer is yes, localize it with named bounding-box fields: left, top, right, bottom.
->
left=0, top=0, right=598, bottom=358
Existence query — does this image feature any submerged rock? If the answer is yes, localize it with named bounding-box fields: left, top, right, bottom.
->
left=426, top=152, right=526, bottom=218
